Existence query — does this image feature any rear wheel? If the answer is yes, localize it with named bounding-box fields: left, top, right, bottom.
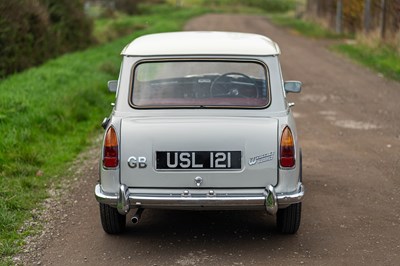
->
left=99, top=203, right=126, bottom=234
left=276, top=202, right=301, bottom=234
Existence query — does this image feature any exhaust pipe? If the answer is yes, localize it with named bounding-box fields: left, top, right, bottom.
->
left=131, top=208, right=144, bottom=224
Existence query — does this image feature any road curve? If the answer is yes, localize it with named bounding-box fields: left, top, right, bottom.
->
left=16, top=14, right=400, bottom=265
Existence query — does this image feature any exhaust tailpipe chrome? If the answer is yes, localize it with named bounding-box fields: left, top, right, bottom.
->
left=131, top=208, right=144, bottom=224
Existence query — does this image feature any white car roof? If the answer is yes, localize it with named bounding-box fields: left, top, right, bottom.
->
left=121, top=31, right=281, bottom=56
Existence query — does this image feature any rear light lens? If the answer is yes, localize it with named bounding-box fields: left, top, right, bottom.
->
left=280, top=126, right=295, bottom=168
left=103, top=126, right=119, bottom=168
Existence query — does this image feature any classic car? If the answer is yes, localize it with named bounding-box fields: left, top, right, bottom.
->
left=95, top=31, right=304, bottom=234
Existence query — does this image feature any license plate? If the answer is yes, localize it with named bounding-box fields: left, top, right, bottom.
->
left=156, top=151, right=241, bottom=170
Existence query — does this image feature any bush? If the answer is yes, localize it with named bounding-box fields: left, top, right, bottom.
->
left=41, top=0, right=94, bottom=54
left=114, top=0, right=140, bottom=15
left=248, top=0, right=296, bottom=13
left=0, top=0, right=50, bottom=77
left=0, top=0, right=93, bottom=78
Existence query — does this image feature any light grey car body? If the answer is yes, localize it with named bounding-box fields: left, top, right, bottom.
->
left=95, top=32, right=304, bottom=234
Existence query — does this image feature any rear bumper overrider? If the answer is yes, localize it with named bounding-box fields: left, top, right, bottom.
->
left=95, top=183, right=305, bottom=215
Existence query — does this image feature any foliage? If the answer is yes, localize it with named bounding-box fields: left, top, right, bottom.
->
left=306, top=0, right=400, bottom=35
left=41, top=0, right=94, bottom=53
left=94, top=13, right=148, bottom=44
left=342, top=0, right=365, bottom=32
left=0, top=0, right=93, bottom=79
left=114, top=0, right=141, bottom=15
left=0, top=0, right=50, bottom=78
left=113, top=0, right=164, bottom=15
left=0, top=4, right=208, bottom=262
left=245, top=0, right=297, bottom=13
left=268, top=12, right=343, bottom=38
left=177, top=0, right=297, bottom=13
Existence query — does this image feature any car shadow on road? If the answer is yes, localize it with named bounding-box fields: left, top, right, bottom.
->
left=102, top=209, right=305, bottom=258
left=127, top=209, right=277, bottom=237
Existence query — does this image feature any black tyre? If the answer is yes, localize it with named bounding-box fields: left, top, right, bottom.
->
left=99, top=203, right=126, bottom=234
left=276, top=202, right=301, bottom=234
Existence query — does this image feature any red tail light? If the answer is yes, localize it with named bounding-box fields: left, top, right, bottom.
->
left=103, top=126, right=119, bottom=168
left=280, top=126, right=295, bottom=168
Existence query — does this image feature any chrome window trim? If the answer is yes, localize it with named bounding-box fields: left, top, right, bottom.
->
left=128, top=57, right=272, bottom=110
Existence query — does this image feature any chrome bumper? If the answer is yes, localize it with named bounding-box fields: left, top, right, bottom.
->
left=95, top=183, right=305, bottom=215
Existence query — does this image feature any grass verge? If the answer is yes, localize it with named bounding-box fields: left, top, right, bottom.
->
left=0, top=4, right=208, bottom=263
left=332, top=43, right=400, bottom=81
left=166, top=0, right=296, bottom=13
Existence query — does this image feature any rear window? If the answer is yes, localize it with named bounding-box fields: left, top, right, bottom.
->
left=131, top=60, right=269, bottom=108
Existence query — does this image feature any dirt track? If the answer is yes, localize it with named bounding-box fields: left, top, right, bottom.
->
left=16, top=14, right=400, bottom=265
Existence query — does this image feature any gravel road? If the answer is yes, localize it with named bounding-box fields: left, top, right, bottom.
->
left=15, top=14, right=400, bottom=265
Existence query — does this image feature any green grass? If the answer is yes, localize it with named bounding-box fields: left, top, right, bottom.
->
left=167, top=0, right=296, bottom=13
left=0, top=4, right=208, bottom=263
left=268, top=12, right=342, bottom=39
left=332, top=44, right=400, bottom=81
